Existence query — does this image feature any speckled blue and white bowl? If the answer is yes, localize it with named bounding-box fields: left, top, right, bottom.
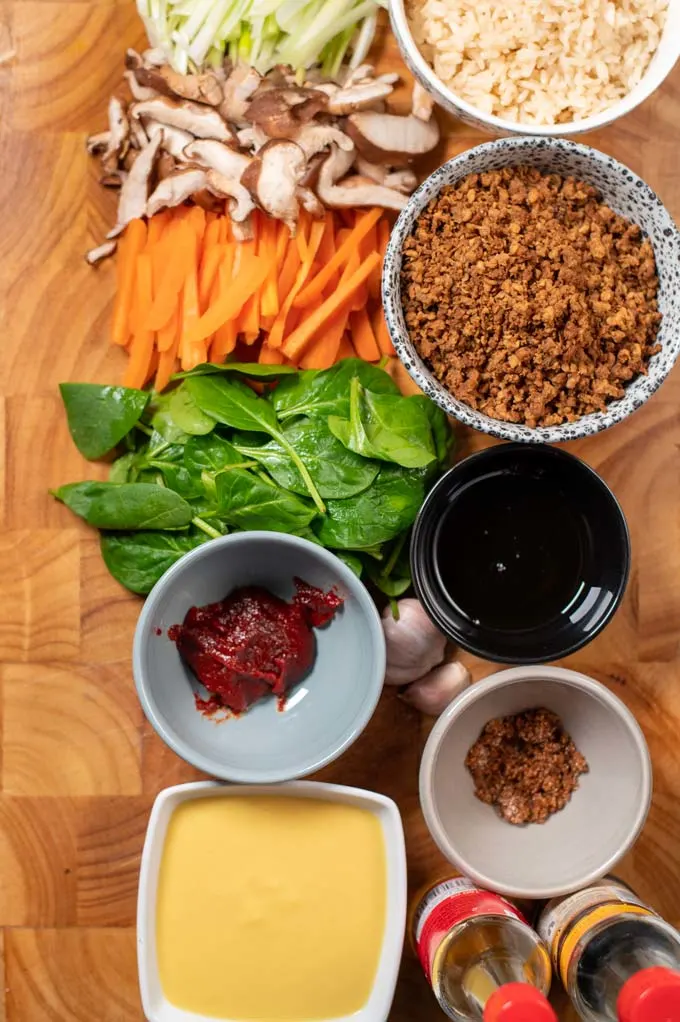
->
left=382, top=137, right=680, bottom=443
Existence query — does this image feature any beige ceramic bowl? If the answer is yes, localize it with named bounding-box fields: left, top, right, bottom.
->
left=419, top=666, right=652, bottom=899
left=389, top=0, right=680, bottom=137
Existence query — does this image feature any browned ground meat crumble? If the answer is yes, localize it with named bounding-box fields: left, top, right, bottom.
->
left=465, top=707, right=588, bottom=825
left=401, top=166, right=662, bottom=427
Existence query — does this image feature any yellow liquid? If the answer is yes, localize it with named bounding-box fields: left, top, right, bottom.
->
left=156, top=795, right=387, bottom=1020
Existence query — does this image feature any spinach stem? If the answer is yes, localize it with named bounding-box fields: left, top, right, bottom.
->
left=274, top=431, right=326, bottom=514
left=381, top=532, right=408, bottom=579
left=192, top=516, right=223, bottom=540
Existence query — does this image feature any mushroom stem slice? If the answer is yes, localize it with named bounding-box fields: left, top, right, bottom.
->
left=117, top=131, right=162, bottom=226
left=296, top=186, right=324, bottom=218
left=131, top=97, right=234, bottom=143
left=412, top=81, right=435, bottom=121
left=145, top=122, right=194, bottom=160
left=86, top=131, right=111, bottom=155
left=146, top=167, right=209, bottom=217
left=206, top=169, right=256, bottom=222
left=316, top=147, right=407, bottom=210
left=102, top=95, right=130, bottom=171
left=123, top=69, right=159, bottom=103
left=183, top=139, right=252, bottom=179
left=293, top=123, right=354, bottom=159
left=220, top=65, right=262, bottom=125
left=85, top=240, right=117, bottom=265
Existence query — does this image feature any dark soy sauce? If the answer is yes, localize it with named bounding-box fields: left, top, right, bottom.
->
left=435, top=471, right=586, bottom=631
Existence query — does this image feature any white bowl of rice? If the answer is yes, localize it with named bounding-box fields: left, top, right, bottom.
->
left=389, top=0, right=680, bottom=134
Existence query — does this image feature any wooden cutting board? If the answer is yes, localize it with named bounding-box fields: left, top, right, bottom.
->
left=0, top=4, right=679, bottom=1017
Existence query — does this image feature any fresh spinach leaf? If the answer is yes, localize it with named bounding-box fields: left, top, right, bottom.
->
left=108, top=452, right=139, bottom=483
left=59, top=383, right=148, bottom=459
left=335, top=551, right=364, bottom=577
left=53, top=482, right=193, bottom=530
left=329, top=377, right=436, bottom=469
left=148, top=393, right=192, bottom=445
left=167, top=386, right=216, bottom=435
left=173, top=361, right=297, bottom=381
left=101, top=530, right=207, bottom=594
left=152, top=463, right=204, bottom=499
left=315, top=465, right=424, bottom=549
left=186, top=376, right=325, bottom=513
left=272, top=359, right=399, bottom=422
left=232, top=418, right=379, bottom=500
left=216, top=469, right=317, bottom=531
left=411, top=395, right=453, bottom=465
left=184, top=433, right=248, bottom=473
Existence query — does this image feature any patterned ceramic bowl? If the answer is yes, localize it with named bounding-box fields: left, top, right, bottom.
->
left=389, top=0, right=680, bottom=137
left=382, top=137, right=680, bottom=443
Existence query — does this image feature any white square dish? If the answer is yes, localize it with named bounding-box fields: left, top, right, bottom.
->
left=137, top=780, right=407, bottom=1022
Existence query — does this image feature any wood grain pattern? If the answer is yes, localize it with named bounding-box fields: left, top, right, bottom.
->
left=0, top=3, right=678, bottom=1017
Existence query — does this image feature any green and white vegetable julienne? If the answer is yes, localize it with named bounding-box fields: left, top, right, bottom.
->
left=52, top=360, right=453, bottom=597
left=137, top=0, right=385, bottom=76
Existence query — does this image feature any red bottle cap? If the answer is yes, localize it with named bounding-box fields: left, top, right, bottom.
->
left=484, top=984, right=557, bottom=1022
left=618, top=967, right=680, bottom=1022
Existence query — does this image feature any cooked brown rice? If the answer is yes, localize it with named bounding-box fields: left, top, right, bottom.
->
left=407, top=0, right=668, bottom=125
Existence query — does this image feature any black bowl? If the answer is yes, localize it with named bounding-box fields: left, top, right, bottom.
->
left=411, top=444, right=630, bottom=663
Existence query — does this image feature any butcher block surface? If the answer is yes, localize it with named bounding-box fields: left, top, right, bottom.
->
left=0, top=6, right=679, bottom=1019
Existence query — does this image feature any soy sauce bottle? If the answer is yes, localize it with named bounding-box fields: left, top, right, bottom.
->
left=411, top=878, right=553, bottom=1021
left=537, top=877, right=680, bottom=1022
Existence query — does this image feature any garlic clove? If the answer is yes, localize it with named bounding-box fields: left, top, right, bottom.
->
left=382, top=598, right=447, bottom=686
left=400, top=661, right=471, bottom=715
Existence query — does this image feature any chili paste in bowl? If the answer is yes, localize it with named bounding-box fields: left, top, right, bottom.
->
left=133, top=532, right=385, bottom=783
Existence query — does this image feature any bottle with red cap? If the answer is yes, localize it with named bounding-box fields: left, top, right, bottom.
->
left=537, top=876, right=680, bottom=1022
left=410, top=877, right=552, bottom=1020
left=484, top=983, right=558, bottom=1021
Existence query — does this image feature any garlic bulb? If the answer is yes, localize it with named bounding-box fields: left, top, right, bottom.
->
left=382, top=598, right=447, bottom=685
left=401, top=661, right=471, bottom=715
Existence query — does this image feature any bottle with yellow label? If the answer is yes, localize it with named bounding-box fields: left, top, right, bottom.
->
left=537, top=876, right=680, bottom=1021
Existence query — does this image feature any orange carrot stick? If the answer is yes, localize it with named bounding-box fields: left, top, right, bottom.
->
left=123, top=253, right=155, bottom=388
left=277, top=235, right=301, bottom=303
left=183, top=254, right=271, bottom=347
left=350, top=306, right=381, bottom=361
left=374, top=308, right=396, bottom=356
left=337, top=333, right=355, bottom=360
left=293, top=208, right=382, bottom=309
left=145, top=219, right=195, bottom=331
left=112, top=219, right=146, bottom=346
left=258, top=342, right=286, bottom=364
left=283, top=252, right=381, bottom=362
left=268, top=219, right=326, bottom=350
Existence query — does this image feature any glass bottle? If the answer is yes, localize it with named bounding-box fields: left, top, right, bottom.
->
left=537, top=876, right=680, bottom=1022
left=411, top=877, right=552, bottom=1021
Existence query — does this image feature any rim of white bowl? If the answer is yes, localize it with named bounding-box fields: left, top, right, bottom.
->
left=388, top=0, right=680, bottom=136
left=419, top=666, right=653, bottom=899
left=133, top=531, right=387, bottom=784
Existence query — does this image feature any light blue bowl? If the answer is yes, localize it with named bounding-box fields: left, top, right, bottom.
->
left=133, top=532, right=386, bottom=783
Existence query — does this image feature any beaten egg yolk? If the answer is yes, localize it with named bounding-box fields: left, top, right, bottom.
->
left=156, top=795, right=387, bottom=1020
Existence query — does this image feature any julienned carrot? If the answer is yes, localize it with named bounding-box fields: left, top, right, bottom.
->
left=268, top=219, right=326, bottom=350
left=293, top=208, right=382, bottom=309
left=283, top=252, right=381, bottom=363
left=145, top=219, right=195, bottom=331
left=258, top=342, right=286, bottom=365
left=374, top=308, right=396, bottom=356
left=123, top=253, right=155, bottom=388
left=350, top=307, right=381, bottom=361
left=337, top=334, right=356, bottom=360
left=301, top=246, right=360, bottom=369
left=112, top=219, right=146, bottom=346
left=183, top=254, right=270, bottom=347
left=112, top=206, right=395, bottom=391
